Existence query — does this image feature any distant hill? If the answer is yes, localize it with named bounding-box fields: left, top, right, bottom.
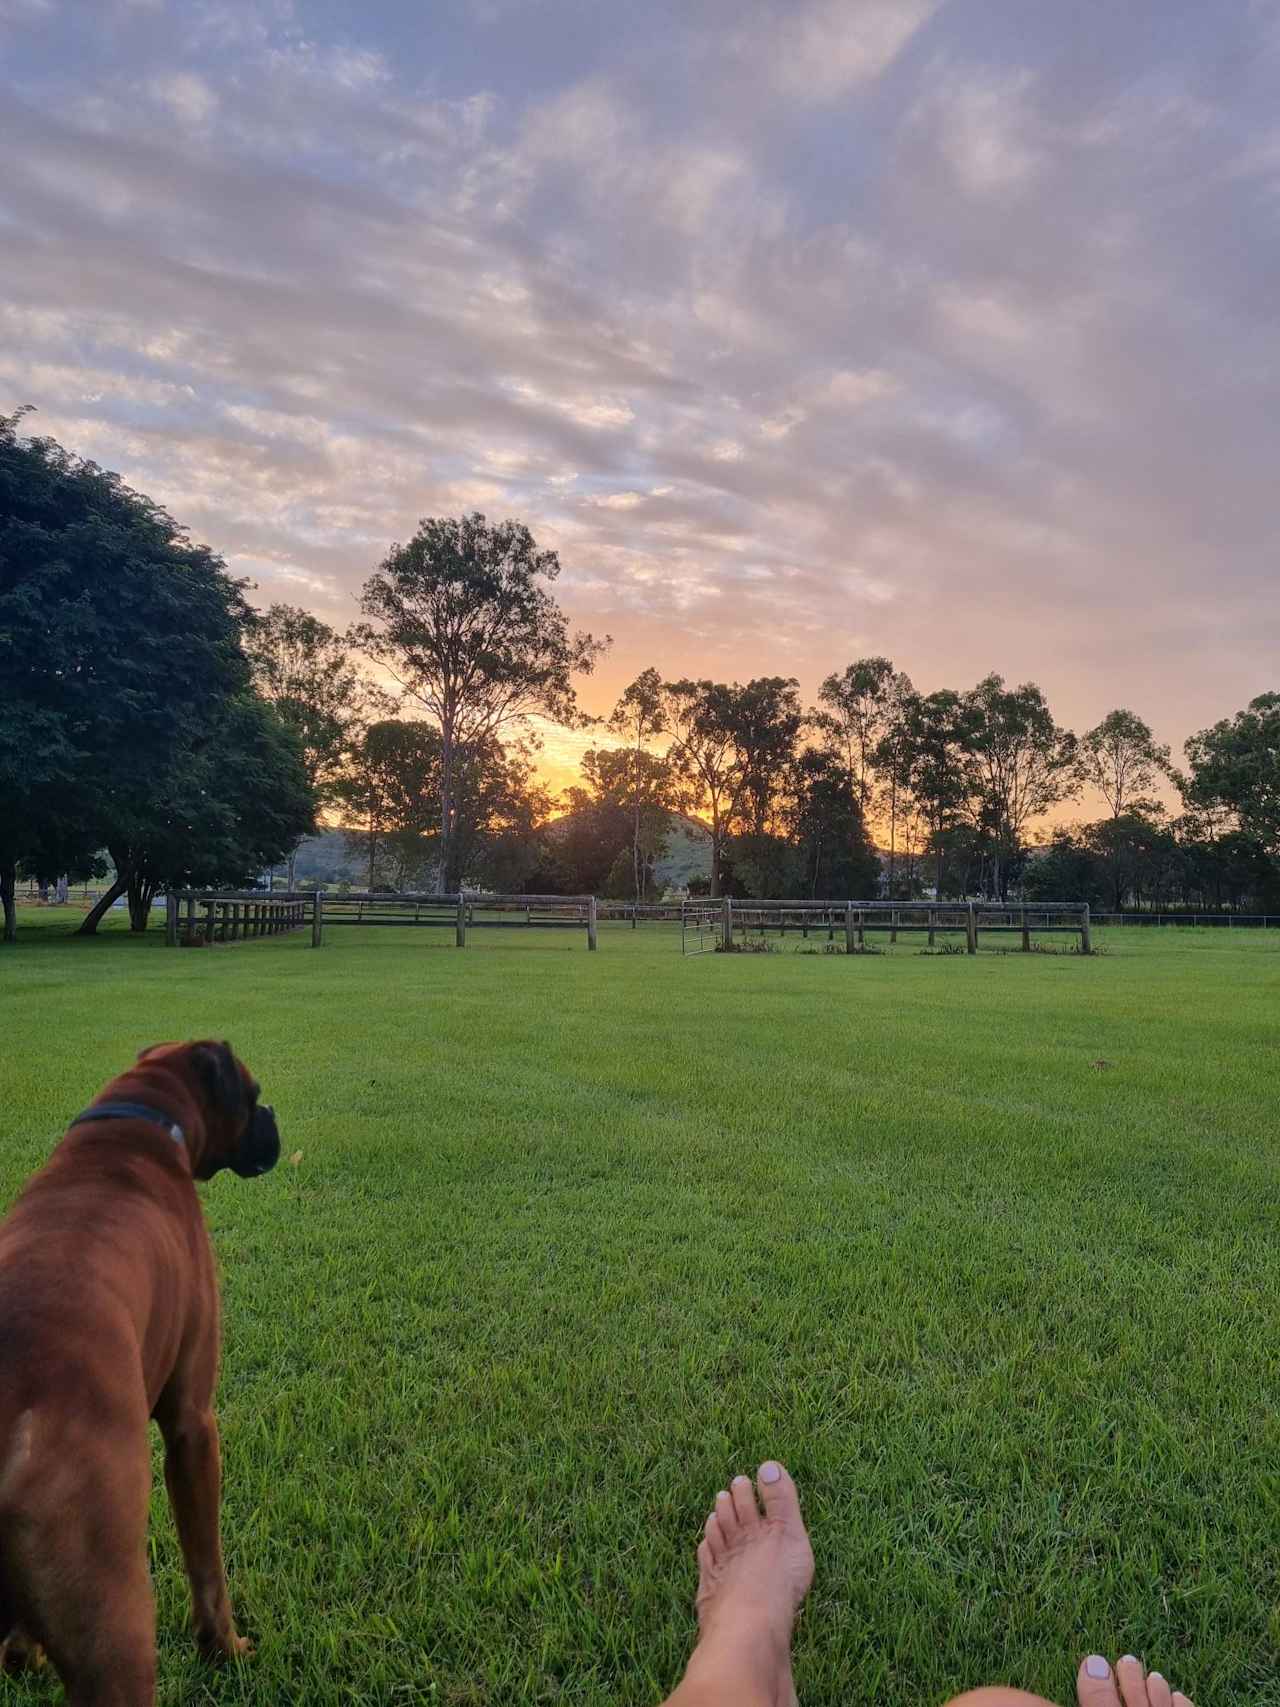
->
left=289, top=816, right=713, bottom=893
left=291, top=828, right=362, bottom=885
left=654, top=815, right=712, bottom=890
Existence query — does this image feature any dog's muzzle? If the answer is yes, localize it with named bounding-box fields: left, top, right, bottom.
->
left=234, top=1105, right=281, bottom=1177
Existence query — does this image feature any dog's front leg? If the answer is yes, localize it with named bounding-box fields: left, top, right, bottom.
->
left=158, top=1408, right=251, bottom=1662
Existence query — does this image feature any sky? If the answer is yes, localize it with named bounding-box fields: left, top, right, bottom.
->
left=3, top=0, right=1279, bottom=799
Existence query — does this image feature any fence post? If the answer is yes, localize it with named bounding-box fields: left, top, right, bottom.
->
left=890, top=907, right=898, bottom=945
left=1021, top=906, right=1030, bottom=952
left=456, top=892, right=466, bottom=948
left=165, top=893, right=179, bottom=948
left=845, top=902, right=854, bottom=953
left=587, top=895, right=598, bottom=951
left=966, top=901, right=977, bottom=955
left=1081, top=904, right=1092, bottom=956
left=928, top=907, right=936, bottom=947
left=312, top=890, right=324, bottom=947
left=722, top=896, right=734, bottom=950
left=185, top=893, right=196, bottom=943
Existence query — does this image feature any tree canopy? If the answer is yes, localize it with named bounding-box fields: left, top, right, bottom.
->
left=352, top=513, right=606, bottom=889
left=1, top=412, right=311, bottom=939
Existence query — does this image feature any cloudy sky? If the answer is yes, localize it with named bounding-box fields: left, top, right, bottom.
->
left=3, top=0, right=1278, bottom=792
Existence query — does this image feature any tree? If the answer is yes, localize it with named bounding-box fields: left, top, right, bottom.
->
left=725, top=677, right=805, bottom=840
left=352, top=514, right=607, bottom=890
left=334, top=720, right=437, bottom=891
left=785, top=750, right=880, bottom=899
left=246, top=603, right=371, bottom=886
left=1181, top=693, right=1280, bottom=858
left=0, top=412, right=260, bottom=942
left=894, top=689, right=977, bottom=898
left=868, top=672, right=917, bottom=898
left=1080, top=709, right=1171, bottom=820
left=660, top=680, right=743, bottom=899
left=964, top=676, right=1079, bottom=899
left=813, top=657, right=896, bottom=818
left=335, top=720, right=550, bottom=892
left=112, top=694, right=314, bottom=929
left=608, top=668, right=670, bottom=904
left=1022, top=829, right=1107, bottom=907
left=661, top=676, right=803, bottom=896
left=554, top=746, right=670, bottom=897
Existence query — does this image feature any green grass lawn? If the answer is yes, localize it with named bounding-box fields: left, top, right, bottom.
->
left=2, top=913, right=1279, bottom=1706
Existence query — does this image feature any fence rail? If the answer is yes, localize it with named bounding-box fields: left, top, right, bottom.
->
left=699, top=898, right=1092, bottom=954
left=166, top=891, right=316, bottom=947
left=165, top=891, right=598, bottom=949
left=1089, top=911, right=1279, bottom=927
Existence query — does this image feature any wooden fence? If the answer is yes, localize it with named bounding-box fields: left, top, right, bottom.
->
left=165, top=891, right=597, bottom=949
left=706, top=898, right=1092, bottom=954
left=165, top=889, right=1090, bottom=954
left=166, top=891, right=319, bottom=947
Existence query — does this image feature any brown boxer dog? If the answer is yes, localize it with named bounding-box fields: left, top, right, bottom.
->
left=0, top=1040, right=280, bottom=1704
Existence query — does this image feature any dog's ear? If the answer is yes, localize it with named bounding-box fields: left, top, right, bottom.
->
left=189, top=1041, right=245, bottom=1120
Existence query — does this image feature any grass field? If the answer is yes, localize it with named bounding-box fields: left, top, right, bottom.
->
left=2, top=913, right=1279, bottom=1706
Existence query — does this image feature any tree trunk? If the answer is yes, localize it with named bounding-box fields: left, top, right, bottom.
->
left=127, top=877, right=157, bottom=932
left=887, top=775, right=897, bottom=899
left=77, top=873, right=128, bottom=935
left=439, top=729, right=454, bottom=893
left=1, top=861, right=16, bottom=943
left=710, top=806, right=722, bottom=899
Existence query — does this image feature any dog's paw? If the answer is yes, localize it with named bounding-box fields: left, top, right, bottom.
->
left=197, top=1628, right=254, bottom=1664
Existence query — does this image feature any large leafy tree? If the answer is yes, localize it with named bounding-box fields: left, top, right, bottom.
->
left=555, top=746, right=671, bottom=898
left=246, top=603, right=371, bottom=886
left=0, top=412, right=261, bottom=941
left=964, top=675, right=1079, bottom=899
left=785, top=750, right=880, bottom=899
left=1181, top=693, right=1280, bottom=857
left=112, top=694, right=314, bottom=929
left=352, top=514, right=606, bottom=890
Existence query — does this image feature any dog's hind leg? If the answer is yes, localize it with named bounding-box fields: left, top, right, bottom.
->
left=5, top=1435, right=156, bottom=1706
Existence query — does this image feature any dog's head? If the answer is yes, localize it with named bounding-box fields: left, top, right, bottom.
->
left=136, top=1041, right=280, bottom=1181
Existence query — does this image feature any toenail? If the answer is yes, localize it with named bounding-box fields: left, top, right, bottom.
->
left=732, top=1475, right=750, bottom=1488
left=1120, top=1656, right=1138, bottom=1666
left=1085, top=1656, right=1110, bottom=1679
left=759, top=1461, right=782, bottom=1483
left=716, top=1490, right=729, bottom=1501
left=1149, top=1674, right=1165, bottom=1685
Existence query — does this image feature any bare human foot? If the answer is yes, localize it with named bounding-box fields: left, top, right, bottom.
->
left=946, top=1652, right=1196, bottom=1707
left=661, top=1461, right=814, bottom=1707
left=1076, top=1653, right=1194, bottom=1707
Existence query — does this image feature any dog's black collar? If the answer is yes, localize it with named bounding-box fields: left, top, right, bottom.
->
left=71, top=1102, right=186, bottom=1147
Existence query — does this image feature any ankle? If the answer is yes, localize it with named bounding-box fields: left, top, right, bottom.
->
left=681, top=1620, right=788, bottom=1706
